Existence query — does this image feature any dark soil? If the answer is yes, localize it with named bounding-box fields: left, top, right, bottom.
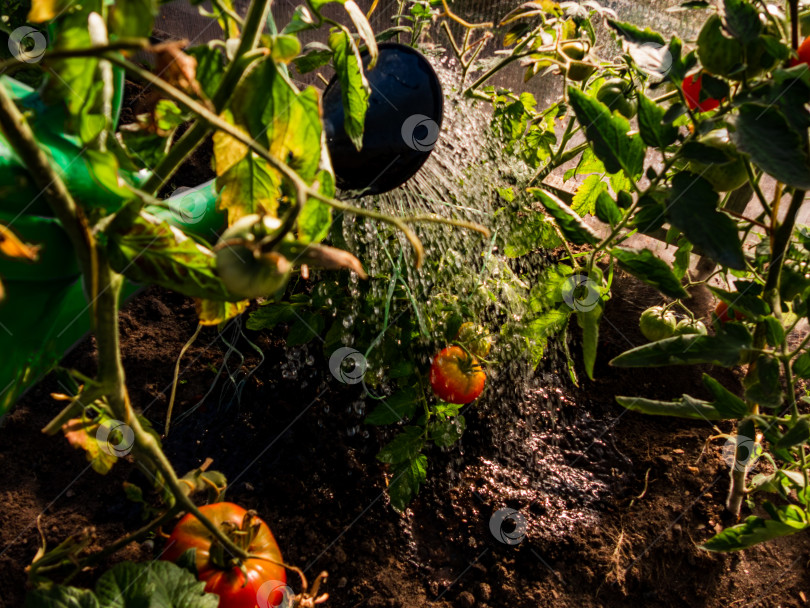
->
left=3, top=271, right=810, bottom=608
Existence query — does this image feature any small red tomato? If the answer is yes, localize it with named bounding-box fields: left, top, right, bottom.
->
left=682, top=73, right=721, bottom=112
left=715, top=301, right=746, bottom=324
left=791, top=35, right=810, bottom=67
left=429, top=345, right=486, bottom=404
left=162, top=503, right=287, bottom=608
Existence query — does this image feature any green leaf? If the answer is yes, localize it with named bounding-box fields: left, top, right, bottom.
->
left=286, top=311, right=325, bottom=346
left=730, top=104, right=810, bottom=190
left=529, top=187, right=600, bottom=245
left=606, top=19, right=666, bottom=45
left=429, top=416, right=466, bottom=447
left=672, top=238, right=693, bottom=279
left=776, top=418, right=810, bottom=450
left=793, top=352, right=810, bottom=379
left=616, top=394, right=728, bottom=420
left=267, top=34, right=302, bottom=63
left=215, top=59, right=323, bottom=220
left=637, top=93, right=679, bottom=149
left=746, top=354, right=784, bottom=408
left=722, top=0, right=762, bottom=44
left=611, top=323, right=752, bottom=367
left=702, top=507, right=808, bottom=552
left=246, top=302, right=298, bottom=330
left=708, top=286, right=770, bottom=320
left=310, top=0, right=345, bottom=10
left=109, top=0, right=158, bottom=39
left=329, top=29, right=370, bottom=151
left=377, top=426, right=424, bottom=464
left=365, top=388, right=419, bottom=425
left=697, top=14, right=743, bottom=77
left=283, top=5, right=317, bottom=34
left=667, top=172, right=745, bottom=270
left=108, top=214, right=235, bottom=302
left=567, top=87, right=646, bottom=178
left=595, top=191, right=622, bottom=227
left=610, top=247, right=688, bottom=299
left=25, top=586, right=100, bottom=608
left=298, top=170, right=334, bottom=244
left=701, top=374, right=748, bottom=418
left=95, top=560, right=219, bottom=607
left=344, top=0, right=378, bottom=67
left=293, top=42, right=333, bottom=73
left=41, top=0, right=102, bottom=117
left=577, top=302, right=602, bottom=380
left=502, top=209, right=561, bottom=257
left=571, top=174, right=607, bottom=216
left=27, top=560, right=219, bottom=607
left=517, top=308, right=572, bottom=367
left=387, top=454, right=427, bottom=512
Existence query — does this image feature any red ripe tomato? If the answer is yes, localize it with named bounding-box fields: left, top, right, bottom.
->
left=162, top=503, right=287, bottom=608
left=715, top=301, right=746, bottom=324
left=682, top=73, right=721, bottom=112
left=429, top=345, right=486, bottom=404
left=791, top=35, right=810, bottom=67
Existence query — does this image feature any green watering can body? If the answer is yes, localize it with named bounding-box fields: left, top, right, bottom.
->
left=0, top=75, right=224, bottom=418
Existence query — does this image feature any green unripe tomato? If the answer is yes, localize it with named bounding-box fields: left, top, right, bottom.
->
left=688, top=129, right=748, bottom=192
left=216, top=214, right=292, bottom=299
left=639, top=306, right=678, bottom=342
left=566, top=60, right=595, bottom=82
left=559, top=41, right=587, bottom=61
left=596, top=79, right=637, bottom=118
left=455, top=322, right=492, bottom=358
left=673, top=318, right=707, bottom=336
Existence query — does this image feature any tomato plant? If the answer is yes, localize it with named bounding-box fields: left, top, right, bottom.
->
left=2, top=0, right=489, bottom=600
left=462, top=0, right=810, bottom=553
left=163, top=503, right=286, bottom=608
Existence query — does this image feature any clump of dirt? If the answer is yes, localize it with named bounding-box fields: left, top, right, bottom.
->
left=2, top=274, right=810, bottom=608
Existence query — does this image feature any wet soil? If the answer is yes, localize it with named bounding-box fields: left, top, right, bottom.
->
left=2, top=269, right=810, bottom=608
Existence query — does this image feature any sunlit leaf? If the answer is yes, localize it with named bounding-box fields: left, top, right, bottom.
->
left=329, top=29, right=369, bottom=151
left=702, top=505, right=808, bottom=551
left=567, top=87, right=645, bottom=178
left=108, top=213, right=236, bottom=301
left=0, top=224, right=40, bottom=262
left=610, top=247, right=688, bottom=299
left=195, top=298, right=249, bottom=326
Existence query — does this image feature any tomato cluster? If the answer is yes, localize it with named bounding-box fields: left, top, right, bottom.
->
left=638, top=306, right=707, bottom=342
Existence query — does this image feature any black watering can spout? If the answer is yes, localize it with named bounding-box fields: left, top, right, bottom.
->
left=322, top=43, right=444, bottom=196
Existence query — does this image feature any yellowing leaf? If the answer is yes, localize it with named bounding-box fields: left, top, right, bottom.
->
left=195, top=298, right=249, bottom=326
left=28, top=0, right=67, bottom=22
left=214, top=60, right=324, bottom=223
left=0, top=224, right=40, bottom=262
left=62, top=417, right=120, bottom=474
